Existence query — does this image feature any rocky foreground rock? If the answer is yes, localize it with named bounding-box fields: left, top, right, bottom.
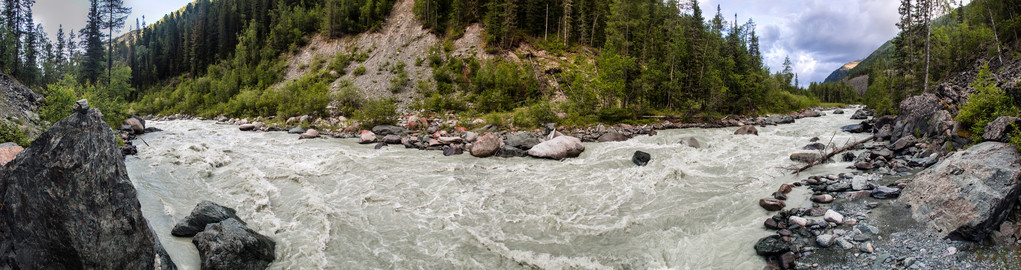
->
left=172, top=200, right=244, bottom=237
left=0, top=105, right=175, bottom=269
left=901, top=142, right=1021, bottom=241
left=193, top=218, right=275, bottom=270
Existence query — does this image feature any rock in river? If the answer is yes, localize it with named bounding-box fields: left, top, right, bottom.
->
left=172, top=200, right=244, bottom=237
left=597, top=132, right=628, bottom=142
left=790, top=152, right=822, bottom=163
left=901, top=142, right=1021, bottom=241
left=679, top=137, right=701, bottom=148
left=0, top=105, right=176, bottom=269
left=193, top=218, right=275, bottom=270
left=298, top=129, right=320, bottom=139
left=470, top=133, right=502, bottom=158
left=754, top=235, right=790, bottom=256
left=759, top=198, right=786, bottom=211
left=527, top=136, right=585, bottom=160
left=734, top=125, right=758, bottom=135
left=632, top=151, right=651, bottom=166
left=359, top=131, right=377, bottom=144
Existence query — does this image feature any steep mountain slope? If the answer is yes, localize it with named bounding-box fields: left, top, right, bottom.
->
left=823, top=61, right=860, bottom=82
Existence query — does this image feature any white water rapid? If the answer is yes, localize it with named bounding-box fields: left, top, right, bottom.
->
left=126, top=109, right=869, bottom=269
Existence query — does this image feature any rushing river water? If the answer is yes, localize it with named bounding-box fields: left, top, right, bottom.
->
left=126, top=109, right=869, bottom=269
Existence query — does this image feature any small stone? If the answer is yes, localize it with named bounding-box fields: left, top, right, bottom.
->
left=778, top=184, right=794, bottom=194
left=863, top=242, right=874, bottom=253
left=73, top=99, right=89, bottom=114
left=824, top=209, right=844, bottom=224
left=788, top=216, right=809, bottom=227
left=871, top=186, right=901, bottom=199
left=816, top=234, right=835, bottom=248
left=844, top=218, right=858, bottom=226
left=836, top=238, right=854, bottom=249
left=765, top=218, right=783, bottom=230
left=772, top=192, right=788, bottom=201
left=811, top=194, right=834, bottom=203
left=759, top=198, right=786, bottom=211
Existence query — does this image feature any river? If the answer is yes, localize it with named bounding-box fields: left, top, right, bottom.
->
left=125, top=109, right=869, bottom=269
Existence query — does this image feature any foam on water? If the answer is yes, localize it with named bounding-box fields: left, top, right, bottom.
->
left=126, top=109, right=869, bottom=269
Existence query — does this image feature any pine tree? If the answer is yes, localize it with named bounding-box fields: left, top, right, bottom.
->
left=81, top=0, right=106, bottom=84
left=99, top=0, right=131, bottom=84
left=21, top=3, right=38, bottom=85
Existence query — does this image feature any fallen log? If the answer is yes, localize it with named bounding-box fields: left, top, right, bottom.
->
left=792, top=135, right=875, bottom=174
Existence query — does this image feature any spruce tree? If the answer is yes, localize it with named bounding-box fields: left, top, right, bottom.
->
left=99, top=0, right=131, bottom=84
left=81, top=0, right=105, bottom=84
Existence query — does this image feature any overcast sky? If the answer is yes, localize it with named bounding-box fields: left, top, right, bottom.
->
left=700, top=0, right=905, bottom=86
left=32, top=0, right=193, bottom=41
left=32, top=0, right=919, bottom=86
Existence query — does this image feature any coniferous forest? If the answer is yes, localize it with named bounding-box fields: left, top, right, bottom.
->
left=0, top=0, right=1019, bottom=129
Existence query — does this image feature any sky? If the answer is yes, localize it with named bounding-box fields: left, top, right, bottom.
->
left=699, top=0, right=905, bottom=86
left=32, top=0, right=193, bottom=41
left=32, top=0, right=917, bottom=86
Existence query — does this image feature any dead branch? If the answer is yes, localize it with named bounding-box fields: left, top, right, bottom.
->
left=791, top=135, right=876, bottom=175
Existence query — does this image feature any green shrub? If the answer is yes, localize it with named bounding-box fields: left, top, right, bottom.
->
left=357, top=98, right=398, bottom=129
left=527, top=100, right=558, bottom=125
left=0, top=121, right=30, bottom=147
left=354, top=65, right=367, bottom=76
left=955, top=64, right=1017, bottom=138
left=335, top=81, right=364, bottom=117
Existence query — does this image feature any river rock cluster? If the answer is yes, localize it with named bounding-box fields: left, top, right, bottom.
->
left=173, top=201, right=276, bottom=270
left=0, top=103, right=176, bottom=269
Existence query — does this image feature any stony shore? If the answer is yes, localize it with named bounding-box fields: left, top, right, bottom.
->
left=135, top=107, right=851, bottom=160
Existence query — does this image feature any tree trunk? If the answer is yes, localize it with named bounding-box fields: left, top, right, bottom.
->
left=792, top=135, right=876, bottom=174
left=988, top=5, right=1004, bottom=65
left=924, top=2, right=931, bottom=93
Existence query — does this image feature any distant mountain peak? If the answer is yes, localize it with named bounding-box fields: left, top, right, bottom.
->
left=824, top=60, right=861, bottom=82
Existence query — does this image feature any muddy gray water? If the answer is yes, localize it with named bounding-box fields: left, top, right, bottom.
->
left=125, top=110, right=869, bottom=269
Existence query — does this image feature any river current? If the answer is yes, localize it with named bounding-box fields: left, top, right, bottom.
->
left=126, top=109, right=869, bottom=269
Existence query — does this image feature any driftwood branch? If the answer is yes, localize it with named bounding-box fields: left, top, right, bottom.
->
left=791, top=135, right=875, bottom=175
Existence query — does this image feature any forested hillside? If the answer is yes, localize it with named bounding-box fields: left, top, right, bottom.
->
left=812, top=0, right=1021, bottom=116
left=11, top=0, right=1017, bottom=131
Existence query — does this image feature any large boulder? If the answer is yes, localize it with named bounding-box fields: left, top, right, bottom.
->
left=470, top=133, right=502, bottom=158
left=172, top=201, right=244, bottom=237
left=891, top=94, right=952, bottom=141
left=193, top=218, right=275, bottom=270
left=983, top=116, right=1021, bottom=143
left=298, top=129, right=320, bottom=139
left=850, top=110, right=869, bottom=120
left=596, top=132, right=628, bottom=142
left=123, top=117, right=145, bottom=134
left=358, top=131, right=377, bottom=144
left=0, top=142, right=23, bottom=166
left=900, top=142, right=1021, bottom=241
left=735, top=125, right=758, bottom=135
left=632, top=151, right=651, bottom=166
left=371, top=125, right=408, bottom=136
left=506, top=133, right=540, bottom=150
left=0, top=106, right=175, bottom=269
left=527, top=136, right=586, bottom=160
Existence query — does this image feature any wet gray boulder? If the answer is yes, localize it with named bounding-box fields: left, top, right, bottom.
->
left=871, top=186, right=901, bottom=199
left=735, top=125, right=758, bottom=135
left=527, top=136, right=585, bottom=160
left=790, top=152, right=822, bottom=163
left=632, top=151, right=651, bottom=166
left=0, top=106, right=176, bottom=269
left=901, top=142, right=1021, bottom=241
left=803, top=143, right=825, bottom=151
left=287, top=126, right=306, bottom=134
left=506, top=133, right=540, bottom=150
left=298, top=129, right=320, bottom=139
left=382, top=134, right=402, bottom=144
left=172, top=201, right=244, bottom=237
left=193, top=218, right=275, bottom=270
left=496, top=146, right=528, bottom=158
left=754, top=235, right=790, bottom=256
left=833, top=109, right=844, bottom=114
left=850, top=110, right=869, bottom=120
left=982, top=116, right=1021, bottom=142
left=597, top=132, right=628, bottom=142
left=371, top=125, right=408, bottom=136
left=679, top=137, right=701, bottom=148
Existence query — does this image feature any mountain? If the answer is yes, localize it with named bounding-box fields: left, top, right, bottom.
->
left=823, top=61, right=860, bottom=82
